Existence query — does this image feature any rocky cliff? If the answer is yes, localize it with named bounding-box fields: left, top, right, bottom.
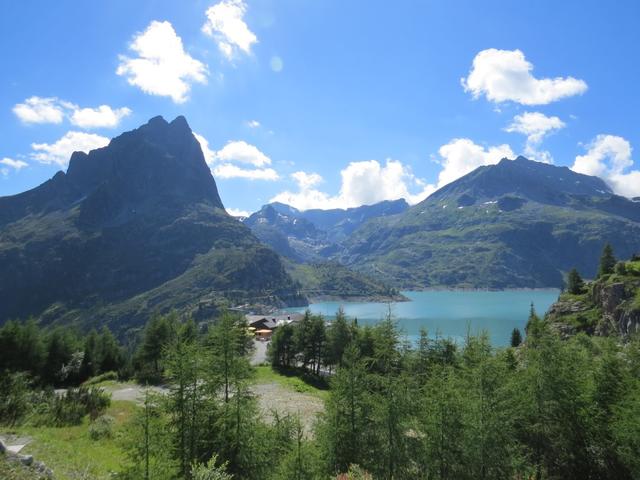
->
left=545, top=258, right=640, bottom=337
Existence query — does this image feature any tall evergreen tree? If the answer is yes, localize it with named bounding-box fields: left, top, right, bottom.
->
left=566, top=268, right=585, bottom=294
left=598, top=243, right=616, bottom=277
left=510, top=328, right=522, bottom=348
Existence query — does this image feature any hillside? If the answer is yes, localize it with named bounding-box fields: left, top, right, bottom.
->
left=546, top=257, right=640, bottom=337
left=0, top=116, right=305, bottom=332
left=339, top=157, right=640, bottom=288
left=284, top=260, right=406, bottom=302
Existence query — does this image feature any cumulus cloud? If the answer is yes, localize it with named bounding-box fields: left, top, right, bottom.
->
left=572, top=135, right=640, bottom=198
left=437, top=138, right=514, bottom=187
left=291, top=171, right=322, bottom=190
left=212, top=163, right=279, bottom=180
left=202, top=0, right=257, bottom=59
left=30, top=131, right=109, bottom=167
left=13, top=96, right=131, bottom=128
left=506, top=111, right=565, bottom=163
left=1, top=157, right=28, bottom=171
left=1, top=157, right=28, bottom=176
left=212, top=140, right=271, bottom=167
left=271, top=160, right=435, bottom=210
left=195, top=134, right=279, bottom=180
left=13, top=97, right=65, bottom=124
left=246, top=120, right=260, bottom=128
left=462, top=49, right=587, bottom=105
left=69, top=105, right=132, bottom=129
left=226, top=207, right=250, bottom=217
left=117, top=20, right=207, bottom=103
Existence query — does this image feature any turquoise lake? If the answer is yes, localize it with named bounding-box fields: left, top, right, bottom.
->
left=285, top=290, right=560, bottom=347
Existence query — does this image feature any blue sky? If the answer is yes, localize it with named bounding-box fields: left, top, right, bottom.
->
left=2, top=0, right=639, bottom=215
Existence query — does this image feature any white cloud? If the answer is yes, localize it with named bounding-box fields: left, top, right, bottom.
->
left=0, top=157, right=28, bottom=171
left=13, top=97, right=131, bottom=128
left=246, top=120, right=260, bottom=128
left=572, top=135, right=640, bottom=198
left=194, top=135, right=278, bottom=180
left=291, top=171, right=322, bottom=190
left=506, top=112, right=565, bottom=144
left=462, top=49, right=587, bottom=105
left=212, top=140, right=271, bottom=167
left=202, top=0, right=257, bottom=59
left=31, top=131, right=109, bottom=167
left=226, top=207, right=250, bottom=217
left=69, top=105, right=132, bottom=129
left=212, top=163, right=279, bottom=180
left=271, top=160, right=435, bottom=210
left=13, top=97, right=65, bottom=124
left=117, top=20, right=207, bottom=103
left=505, top=111, right=565, bottom=163
left=437, top=138, right=514, bottom=187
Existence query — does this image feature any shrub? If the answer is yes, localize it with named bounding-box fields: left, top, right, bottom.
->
left=37, top=386, right=111, bottom=426
left=191, top=456, right=232, bottom=480
left=88, top=414, right=115, bottom=440
left=0, top=371, right=31, bottom=426
left=615, top=261, right=627, bottom=276
left=83, top=371, right=118, bottom=386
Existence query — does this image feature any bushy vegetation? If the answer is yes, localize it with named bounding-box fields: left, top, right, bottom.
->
left=0, top=320, right=126, bottom=387
left=0, top=372, right=110, bottom=428
left=3, top=289, right=640, bottom=479
left=117, top=308, right=640, bottom=479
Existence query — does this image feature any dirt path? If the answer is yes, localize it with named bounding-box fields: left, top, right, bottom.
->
left=104, top=380, right=323, bottom=434
left=251, top=382, right=324, bottom=435
left=251, top=339, right=268, bottom=365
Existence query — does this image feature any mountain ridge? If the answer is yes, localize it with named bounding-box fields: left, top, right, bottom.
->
left=0, top=116, right=305, bottom=331
left=338, top=156, right=640, bottom=289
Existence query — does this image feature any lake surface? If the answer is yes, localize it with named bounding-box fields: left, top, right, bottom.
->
left=285, top=290, right=560, bottom=347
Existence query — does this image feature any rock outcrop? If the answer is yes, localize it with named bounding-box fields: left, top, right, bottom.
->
left=593, top=280, right=640, bottom=336
left=545, top=261, right=640, bottom=338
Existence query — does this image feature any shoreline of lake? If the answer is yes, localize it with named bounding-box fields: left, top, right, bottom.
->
left=286, top=289, right=561, bottom=347
left=306, top=287, right=560, bottom=305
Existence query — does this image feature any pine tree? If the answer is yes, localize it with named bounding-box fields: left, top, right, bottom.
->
left=510, top=328, right=522, bottom=348
left=122, top=389, right=176, bottom=480
left=325, top=307, right=351, bottom=369
left=566, top=268, right=585, bottom=295
left=99, top=326, right=123, bottom=373
left=598, top=243, right=616, bottom=277
left=165, top=336, right=207, bottom=478
left=319, top=345, right=371, bottom=474
left=135, top=313, right=178, bottom=383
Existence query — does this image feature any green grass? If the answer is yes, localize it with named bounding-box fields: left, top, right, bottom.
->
left=253, top=365, right=330, bottom=401
left=626, top=261, right=640, bottom=276
left=559, top=292, right=591, bottom=303
left=7, top=400, right=137, bottom=480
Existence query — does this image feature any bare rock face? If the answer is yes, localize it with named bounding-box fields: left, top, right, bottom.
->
left=592, top=281, right=640, bottom=336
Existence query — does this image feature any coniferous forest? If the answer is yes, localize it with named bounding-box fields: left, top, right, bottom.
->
left=2, top=302, right=640, bottom=479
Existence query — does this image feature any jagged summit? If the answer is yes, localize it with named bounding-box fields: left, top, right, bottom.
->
left=0, top=116, right=224, bottom=228
left=0, top=116, right=303, bottom=330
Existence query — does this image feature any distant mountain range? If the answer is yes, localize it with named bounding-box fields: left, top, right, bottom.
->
left=0, top=116, right=304, bottom=332
left=4, top=115, right=640, bottom=332
left=245, top=156, right=640, bottom=289
left=244, top=199, right=409, bottom=262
